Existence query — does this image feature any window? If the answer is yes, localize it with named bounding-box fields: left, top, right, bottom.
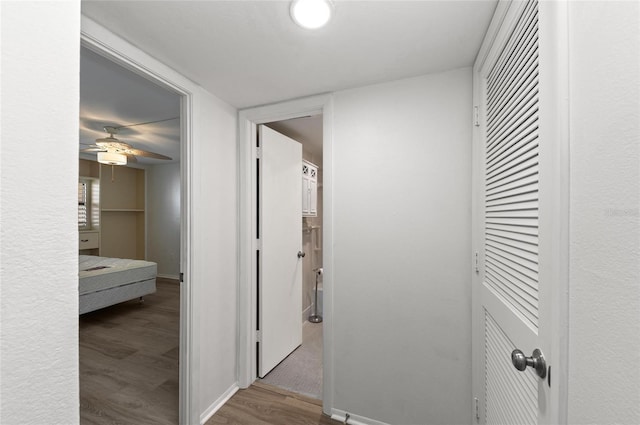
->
left=78, top=181, right=88, bottom=229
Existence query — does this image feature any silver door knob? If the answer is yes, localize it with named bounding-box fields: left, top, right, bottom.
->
left=297, top=251, right=306, bottom=258
left=511, top=348, right=546, bottom=379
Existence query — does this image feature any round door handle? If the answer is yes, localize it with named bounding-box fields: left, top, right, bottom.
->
left=511, top=348, right=547, bottom=379
left=297, top=251, right=306, bottom=258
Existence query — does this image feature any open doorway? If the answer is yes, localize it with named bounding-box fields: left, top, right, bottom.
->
left=78, top=45, right=182, bottom=424
left=257, top=116, right=324, bottom=399
left=238, top=94, right=334, bottom=416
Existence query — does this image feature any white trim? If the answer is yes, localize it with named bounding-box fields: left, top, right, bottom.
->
left=331, top=409, right=391, bottom=425
left=157, top=273, right=181, bottom=281
left=538, top=1, right=570, bottom=422
left=237, top=94, right=334, bottom=415
left=80, top=15, right=198, bottom=425
left=470, top=1, right=570, bottom=424
left=470, top=3, right=515, bottom=421
left=199, top=383, right=239, bottom=424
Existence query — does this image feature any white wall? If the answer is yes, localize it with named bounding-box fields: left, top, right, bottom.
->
left=2, top=9, right=238, bottom=422
left=331, top=68, right=472, bottom=424
left=190, top=86, right=238, bottom=418
left=147, top=163, right=181, bottom=278
left=0, top=2, right=81, bottom=423
left=568, top=2, right=640, bottom=424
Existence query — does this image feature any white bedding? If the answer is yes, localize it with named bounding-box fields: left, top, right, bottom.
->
left=79, top=255, right=157, bottom=295
left=79, top=255, right=157, bottom=314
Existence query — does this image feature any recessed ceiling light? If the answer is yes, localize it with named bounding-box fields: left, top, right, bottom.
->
left=290, top=0, right=333, bottom=30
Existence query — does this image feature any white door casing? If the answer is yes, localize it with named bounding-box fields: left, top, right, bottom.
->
left=258, top=125, right=303, bottom=377
left=471, top=1, right=569, bottom=424
left=237, top=94, right=333, bottom=415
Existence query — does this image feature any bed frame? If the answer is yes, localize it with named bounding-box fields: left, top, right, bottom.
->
left=79, top=255, right=157, bottom=315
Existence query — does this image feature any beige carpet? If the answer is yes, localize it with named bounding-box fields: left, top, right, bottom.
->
left=259, top=321, right=323, bottom=399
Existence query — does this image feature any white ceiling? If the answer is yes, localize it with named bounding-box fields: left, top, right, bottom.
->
left=81, top=1, right=497, bottom=109
left=80, top=1, right=497, bottom=161
left=267, top=115, right=324, bottom=161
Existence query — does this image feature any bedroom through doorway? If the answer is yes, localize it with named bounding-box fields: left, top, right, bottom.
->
left=78, top=45, right=183, bottom=425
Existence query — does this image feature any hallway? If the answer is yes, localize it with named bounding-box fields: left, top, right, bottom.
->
left=207, top=382, right=338, bottom=425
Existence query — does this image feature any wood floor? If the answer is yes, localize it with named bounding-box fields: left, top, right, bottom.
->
left=206, top=381, right=340, bottom=425
left=79, top=277, right=180, bottom=425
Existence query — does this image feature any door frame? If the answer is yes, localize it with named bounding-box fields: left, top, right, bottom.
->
left=470, top=1, right=570, bottom=423
left=238, top=94, right=334, bottom=415
left=80, top=16, right=198, bottom=424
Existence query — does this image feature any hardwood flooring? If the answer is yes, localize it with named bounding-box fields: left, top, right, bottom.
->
left=206, top=382, right=340, bottom=425
left=79, top=278, right=180, bottom=425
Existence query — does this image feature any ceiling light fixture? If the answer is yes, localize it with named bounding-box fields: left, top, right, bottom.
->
left=290, top=0, right=333, bottom=29
left=97, top=151, right=127, bottom=166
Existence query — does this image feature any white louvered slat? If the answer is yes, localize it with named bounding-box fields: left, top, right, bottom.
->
left=485, top=0, right=540, bottom=330
left=486, top=179, right=538, bottom=203
left=487, top=117, right=538, bottom=167
left=487, top=155, right=539, bottom=191
left=488, top=137, right=538, bottom=181
left=486, top=0, right=538, bottom=105
left=485, top=310, right=538, bottom=425
left=487, top=106, right=538, bottom=161
left=486, top=227, right=538, bottom=246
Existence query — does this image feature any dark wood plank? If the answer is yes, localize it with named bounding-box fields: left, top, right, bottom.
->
left=206, top=382, right=340, bottom=425
left=80, top=278, right=180, bottom=425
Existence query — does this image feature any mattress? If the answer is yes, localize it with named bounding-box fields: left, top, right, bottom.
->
left=79, top=255, right=157, bottom=295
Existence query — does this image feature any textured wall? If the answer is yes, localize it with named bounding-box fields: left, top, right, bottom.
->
left=331, top=68, right=473, bottom=424
left=0, top=2, right=81, bottom=423
left=147, top=163, right=181, bottom=278
left=568, top=2, right=640, bottom=423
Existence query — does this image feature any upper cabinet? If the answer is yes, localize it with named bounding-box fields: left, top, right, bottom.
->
left=302, top=160, right=318, bottom=217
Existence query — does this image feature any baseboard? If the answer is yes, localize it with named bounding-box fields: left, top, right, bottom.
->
left=331, top=409, right=391, bottom=425
left=157, top=273, right=180, bottom=281
left=200, top=383, right=239, bottom=424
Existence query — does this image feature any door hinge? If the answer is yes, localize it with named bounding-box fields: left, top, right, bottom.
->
left=255, top=147, right=262, bottom=158
left=474, top=397, right=480, bottom=422
left=474, top=106, right=480, bottom=127
left=256, top=239, right=262, bottom=250
left=179, top=272, right=184, bottom=282
left=255, top=330, right=262, bottom=343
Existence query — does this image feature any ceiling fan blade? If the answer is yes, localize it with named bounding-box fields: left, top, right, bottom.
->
left=95, top=136, right=121, bottom=144
left=128, top=148, right=172, bottom=160
left=80, top=147, right=106, bottom=153
left=126, top=154, right=138, bottom=163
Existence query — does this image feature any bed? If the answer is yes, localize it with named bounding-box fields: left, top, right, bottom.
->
left=79, top=255, right=157, bottom=314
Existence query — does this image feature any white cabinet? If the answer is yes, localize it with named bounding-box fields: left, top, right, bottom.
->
left=79, top=231, right=100, bottom=250
left=302, top=160, right=318, bottom=217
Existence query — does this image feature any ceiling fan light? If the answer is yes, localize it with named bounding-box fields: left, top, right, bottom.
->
left=290, top=0, right=333, bottom=29
left=97, top=152, right=127, bottom=166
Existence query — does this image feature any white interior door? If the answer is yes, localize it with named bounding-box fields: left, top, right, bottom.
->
left=472, top=1, right=560, bottom=423
left=258, top=125, right=303, bottom=378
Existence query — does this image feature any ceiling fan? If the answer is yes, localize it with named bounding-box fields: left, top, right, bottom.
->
left=81, top=125, right=173, bottom=166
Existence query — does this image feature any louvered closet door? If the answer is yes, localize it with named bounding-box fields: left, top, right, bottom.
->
left=473, top=0, right=553, bottom=424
